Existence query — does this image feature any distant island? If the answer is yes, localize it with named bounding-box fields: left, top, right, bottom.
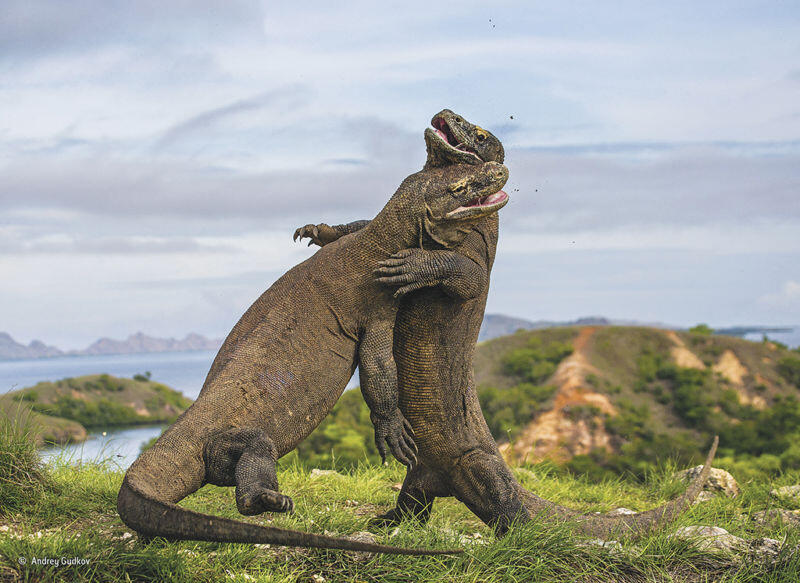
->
left=1, top=317, right=795, bottom=360
left=0, top=373, right=192, bottom=445
left=0, top=331, right=223, bottom=361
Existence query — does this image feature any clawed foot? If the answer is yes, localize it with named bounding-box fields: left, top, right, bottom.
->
left=374, top=249, right=439, bottom=298
left=372, top=409, right=418, bottom=468
left=237, top=488, right=295, bottom=516
left=293, top=223, right=339, bottom=247
left=368, top=506, right=430, bottom=529
left=368, top=509, right=404, bottom=529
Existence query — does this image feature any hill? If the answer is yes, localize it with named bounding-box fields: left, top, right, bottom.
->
left=0, top=374, right=192, bottom=446
left=0, top=332, right=222, bottom=360
left=474, top=326, right=800, bottom=479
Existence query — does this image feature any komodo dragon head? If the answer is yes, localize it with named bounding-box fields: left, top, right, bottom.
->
left=424, top=109, right=505, bottom=168
left=415, top=160, right=509, bottom=248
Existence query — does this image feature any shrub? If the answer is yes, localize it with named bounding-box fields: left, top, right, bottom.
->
left=0, top=412, right=48, bottom=513
left=478, top=383, right=557, bottom=440
left=777, top=356, right=800, bottom=388
left=689, top=323, right=713, bottom=335
left=501, top=338, right=572, bottom=384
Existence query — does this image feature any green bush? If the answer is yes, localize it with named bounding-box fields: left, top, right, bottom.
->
left=501, top=338, right=572, bottom=384
left=777, top=355, right=800, bottom=388
left=689, top=323, right=713, bottom=335
left=478, top=383, right=557, bottom=440
left=32, top=396, right=147, bottom=428
left=12, top=390, right=38, bottom=403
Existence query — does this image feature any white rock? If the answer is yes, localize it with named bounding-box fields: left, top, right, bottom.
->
left=674, top=466, right=740, bottom=498
left=752, top=508, right=800, bottom=527
left=607, top=507, right=636, bottom=515
left=312, top=574, right=326, bottom=583
left=310, top=469, right=339, bottom=478
left=770, top=485, right=800, bottom=502
left=670, top=526, right=746, bottom=554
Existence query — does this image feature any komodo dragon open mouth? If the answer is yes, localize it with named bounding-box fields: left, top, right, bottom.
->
left=446, top=190, right=508, bottom=219
left=431, top=116, right=483, bottom=162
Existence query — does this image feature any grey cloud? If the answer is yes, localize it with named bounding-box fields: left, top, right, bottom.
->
left=502, top=144, right=800, bottom=232
left=155, top=86, right=308, bottom=149
left=1, top=117, right=424, bottom=227
left=3, top=135, right=797, bottom=235
left=1, top=0, right=264, bottom=59
left=0, top=235, right=235, bottom=255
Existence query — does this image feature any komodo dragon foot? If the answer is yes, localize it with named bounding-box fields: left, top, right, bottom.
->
left=204, top=427, right=295, bottom=516
left=293, top=223, right=340, bottom=246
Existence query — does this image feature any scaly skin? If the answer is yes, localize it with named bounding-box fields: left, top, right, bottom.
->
left=298, top=109, right=718, bottom=539
left=117, top=160, right=509, bottom=555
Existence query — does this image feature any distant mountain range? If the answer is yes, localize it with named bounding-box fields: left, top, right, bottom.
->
left=0, top=332, right=223, bottom=360
left=1, top=316, right=795, bottom=360
left=477, top=314, right=673, bottom=342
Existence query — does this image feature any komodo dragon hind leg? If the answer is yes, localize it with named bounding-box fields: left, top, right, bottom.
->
left=450, top=449, right=527, bottom=536
left=370, top=463, right=451, bottom=528
left=203, top=428, right=294, bottom=516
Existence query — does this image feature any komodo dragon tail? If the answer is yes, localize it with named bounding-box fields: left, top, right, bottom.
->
left=518, top=436, right=719, bottom=538
left=117, top=478, right=460, bottom=555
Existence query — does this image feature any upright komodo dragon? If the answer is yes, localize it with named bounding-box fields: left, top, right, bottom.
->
left=297, top=109, right=718, bottom=539
left=117, top=159, right=510, bottom=555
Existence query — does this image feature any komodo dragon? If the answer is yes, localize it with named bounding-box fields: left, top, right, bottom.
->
left=297, top=109, right=719, bottom=538
left=117, top=159, right=510, bottom=555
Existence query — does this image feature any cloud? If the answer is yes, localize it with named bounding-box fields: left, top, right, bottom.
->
left=0, top=0, right=264, bottom=59
left=0, top=232, right=236, bottom=255
left=759, top=281, right=800, bottom=309
left=155, top=86, right=308, bottom=149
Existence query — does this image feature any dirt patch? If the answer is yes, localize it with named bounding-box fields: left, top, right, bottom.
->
left=500, top=327, right=616, bottom=464
left=665, top=331, right=706, bottom=370
left=713, top=350, right=748, bottom=385
left=712, top=350, right=766, bottom=409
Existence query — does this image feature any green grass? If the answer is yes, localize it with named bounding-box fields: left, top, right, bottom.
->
left=2, top=416, right=799, bottom=582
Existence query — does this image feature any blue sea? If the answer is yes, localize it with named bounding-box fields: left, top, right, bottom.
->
left=2, top=350, right=358, bottom=468
left=743, top=329, right=800, bottom=349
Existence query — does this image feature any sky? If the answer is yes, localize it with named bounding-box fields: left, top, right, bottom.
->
left=1, top=0, right=799, bottom=349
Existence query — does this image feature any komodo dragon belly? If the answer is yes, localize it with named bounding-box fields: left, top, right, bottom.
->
left=394, top=287, right=488, bottom=463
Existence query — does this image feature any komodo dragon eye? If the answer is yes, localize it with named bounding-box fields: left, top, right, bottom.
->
left=476, top=133, right=486, bottom=142
left=448, top=181, right=468, bottom=197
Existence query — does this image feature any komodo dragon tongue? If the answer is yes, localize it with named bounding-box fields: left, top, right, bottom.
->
left=518, top=436, right=719, bottom=538
left=117, top=478, right=461, bottom=555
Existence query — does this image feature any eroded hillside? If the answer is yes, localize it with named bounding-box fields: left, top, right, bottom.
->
left=475, top=326, right=800, bottom=476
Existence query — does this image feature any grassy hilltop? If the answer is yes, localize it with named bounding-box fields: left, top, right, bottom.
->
left=0, top=374, right=191, bottom=446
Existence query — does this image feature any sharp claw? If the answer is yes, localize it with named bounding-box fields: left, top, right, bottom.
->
left=307, top=240, right=313, bottom=247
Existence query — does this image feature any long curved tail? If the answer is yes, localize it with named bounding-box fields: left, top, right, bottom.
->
left=117, top=478, right=460, bottom=555
left=518, top=436, right=719, bottom=538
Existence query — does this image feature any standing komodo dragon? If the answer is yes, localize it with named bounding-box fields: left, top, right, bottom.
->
left=297, top=109, right=718, bottom=539
left=117, top=160, right=510, bottom=555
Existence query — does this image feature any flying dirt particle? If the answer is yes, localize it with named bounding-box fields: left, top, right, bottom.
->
left=510, top=115, right=514, bottom=119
